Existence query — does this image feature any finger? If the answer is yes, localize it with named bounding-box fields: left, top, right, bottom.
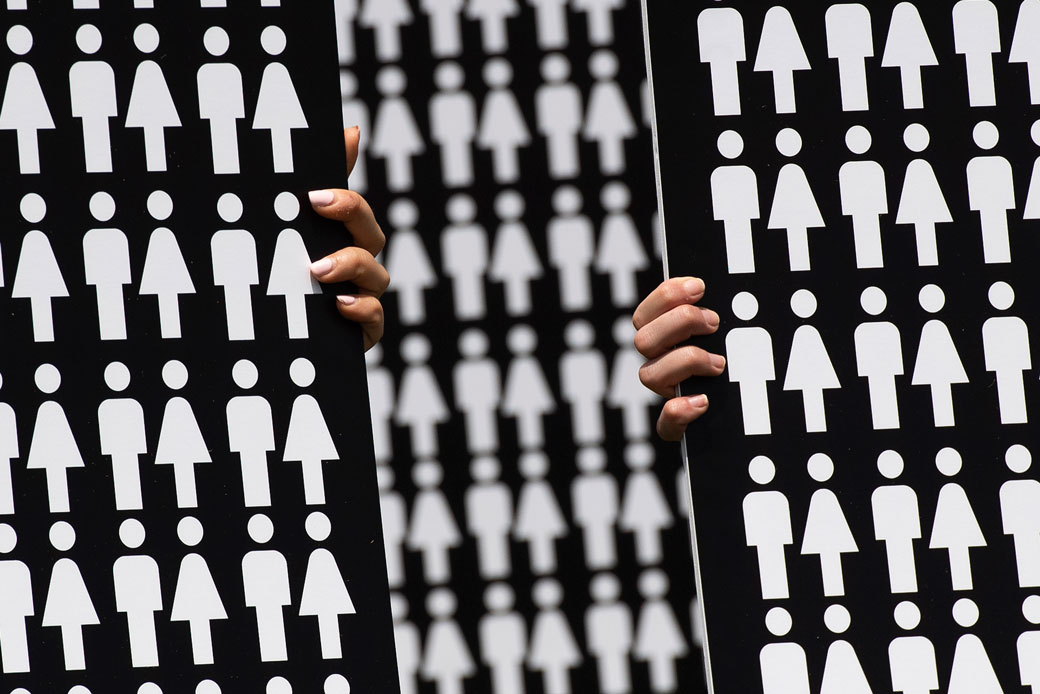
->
left=310, top=247, right=390, bottom=296
left=633, top=276, right=706, bottom=330
left=639, top=346, right=726, bottom=397
left=308, top=188, right=386, bottom=256
left=635, top=302, right=720, bottom=360
left=335, top=294, right=384, bottom=351
left=344, top=126, right=360, bottom=176
left=657, top=395, right=709, bottom=441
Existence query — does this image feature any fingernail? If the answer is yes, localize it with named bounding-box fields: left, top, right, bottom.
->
left=337, top=295, right=358, bottom=306
left=310, top=258, right=334, bottom=277
left=683, top=278, right=705, bottom=296
left=702, top=309, right=720, bottom=328
left=351, top=125, right=361, bottom=135
left=309, top=189, right=335, bottom=207
left=711, top=354, right=727, bottom=369
left=689, top=394, right=708, bottom=408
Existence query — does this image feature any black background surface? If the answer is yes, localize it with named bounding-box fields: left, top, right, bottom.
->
left=1, top=2, right=399, bottom=692
left=341, top=1, right=715, bottom=690
left=645, top=1, right=1040, bottom=691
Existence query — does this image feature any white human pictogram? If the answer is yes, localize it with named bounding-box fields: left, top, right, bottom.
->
left=140, top=191, right=195, bottom=339
left=537, top=55, right=582, bottom=179
left=284, top=358, right=339, bottom=505
left=126, top=23, right=181, bottom=170
left=171, top=517, right=228, bottom=666
left=299, top=512, right=356, bottom=659
left=528, top=578, right=581, bottom=694
left=268, top=195, right=321, bottom=339
left=783, top=290, right=840, bottom=432
left=99, top=362, right=147, bottom=511
left=697, top=8, right=746, bottom=116
left=407, top=461, right=462, bottom=584
left=1001, top=445, right=1040, bottom=587
left=27, top=365, right=84, bottom=513
left=13, top=195, right=68, bottom=343
left=0, top=25, right=55, bottom=174
left=42, top=522, right=99, bottom=671
left=800, top=454, right=858, bottom=597
left=753, top=7, right=809, bottom=114
left=253, top=27, right=308, bottom=172
left=242, top=514, right=291, bottom=662
left=840, top=125, right=888, bottom=269
left=155, top=360, right=211, bottom=508
left=889, top=601, right=938, bottom=694
left=83, top=192, right=131, bottom=341
left=429, top=63, right=476, bottom=188
left=227, top=360, right=276, bottom=507
left=929, top=448, right=986, bottom=591
left=1018, top=595, right=1040, bottom=689
left=984, top=282, right=1031, bottom=424
left=820, top=606, right=872, bottom=694
left=768, top=128, right=823, bottom=271
left=422, top=588, right=476, bottom=693
left=855, top=287, right=904, bottom=430
left=478, top=59, right=531, bottom=184
left=211, top=194, right=259, bottom=341
left=0, top=524, right=33, bottom=674
left=69, top=25, right=117, bottom=172
left=953, top=0, right=1001, bottom=107
left=872, top=450, right=922, bottom=593
left=881, top=3, right=938, bottom=109
left=826, top=4, right=874, bottom=111
left=0, top=377, right=17, bottom=517
left=968, top=121, right=1016, bottom=263
left=743, top=456, right=792, bottom=600
left=634, top=569, right=688, bottom=692
left=912, top=285, right=968, bottom=427
left=948, top=599, right=1004, bottom=693
left=711, top=130, right=760, bottom=274
left=586, top=574, right=633, bottom=694
left=760, top=607, right=810, bottom=694
left=726, top=292, right=774, bottom=435
left=896, top=124, right=952, bottom=266
left=113, top=519, right=163, bottom=668
left=198, top=27, right=245, bottom=174
left=489, top=191, right=543, bottom=317
left=1011, top=0, right=1040, bottom=104
left=478, top=583, right=526, bottom=694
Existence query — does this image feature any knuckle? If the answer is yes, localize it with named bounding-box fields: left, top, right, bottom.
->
left=351, top=246, right=375, bottom=263
left=657, top=409, right=682, bottom=441
left=638, top=362, right=654, bottom=388
left=336, top=248, right=362, bottom=270
left=676, top=302, right=700, bottom=326
left=633, top=328, right=652, bottom=356
left=338, top=191, right=363, bottom=219
left=371, top=230, right=387, bottom=256
left=638, top=361, right=661, bottom=390
left=662, top=398, right=686, bottom=420
left=661, top=279, right=686, bottom=305
left=685, top=345, right=712, bottom=370
left=361, top=298, right=384, bottom=323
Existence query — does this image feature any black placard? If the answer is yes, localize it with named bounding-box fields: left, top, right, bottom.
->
left=644, top=1, right=1040, bottom=691
left=0, top=2, right=399, bottom=692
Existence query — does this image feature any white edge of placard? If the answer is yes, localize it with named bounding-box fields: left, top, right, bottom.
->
left=639, top=1, right=716, bottom=692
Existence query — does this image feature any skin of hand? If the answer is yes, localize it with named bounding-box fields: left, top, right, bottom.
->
left=307, top=126, right=389, bottom=350
left=633, top=276, right=726, bottom=441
